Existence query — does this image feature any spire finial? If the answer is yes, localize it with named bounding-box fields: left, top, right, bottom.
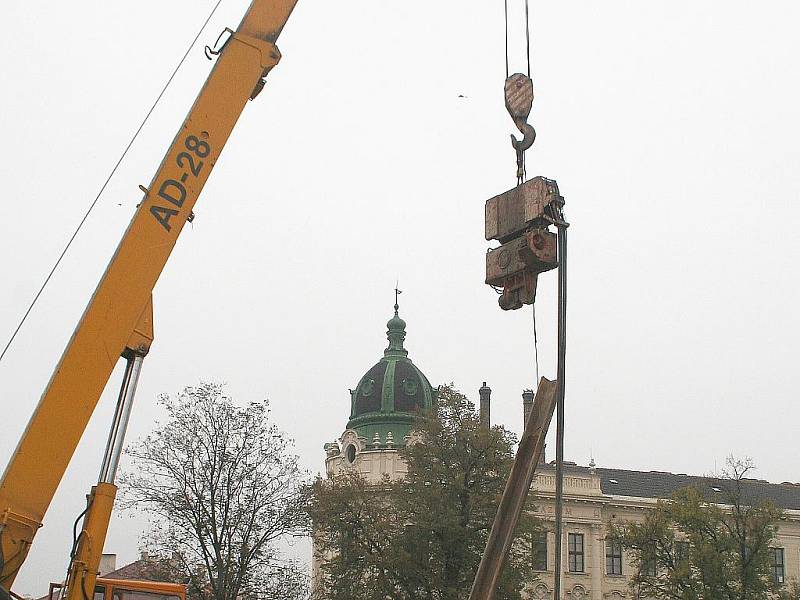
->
left=394, top=282, right=402, bottom=316
left=385, top=285, right=407, bottom=356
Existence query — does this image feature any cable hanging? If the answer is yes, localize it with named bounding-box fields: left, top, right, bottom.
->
left=0, top=0, right=226, bottom=365
left=524, top=0, right=531, bottom=77
left=532, top=303, right=539, bottom=384
left=552, top=214, right=568, bottom=600
left=503, top=0, right=535, bottom=185
left=503, top=0, right=532, bottom=78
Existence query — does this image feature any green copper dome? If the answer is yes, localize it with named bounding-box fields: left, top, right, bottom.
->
left=347, top=303, right=434, bottom=446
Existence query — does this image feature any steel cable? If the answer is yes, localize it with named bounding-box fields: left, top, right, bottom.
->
left=532, top=303, right=539, bottom=383
left=553, top=221, right=568, bottom=600
left=525, top=0, right=531, bottom=77
left=503, top=0, right=532, bottom=78
left=0, top=0, right=226, bottom=364
left=504, top=0, right=510, bottom=79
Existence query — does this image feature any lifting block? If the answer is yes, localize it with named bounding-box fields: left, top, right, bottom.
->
left=485, top=229, right=557, bottom=286
left=485, top=176, right=560, bottom=243
left=484, top=176, right=562, bottom=310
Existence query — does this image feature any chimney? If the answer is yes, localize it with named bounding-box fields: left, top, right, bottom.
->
left=522, top=389, right=546, bottom=463
left=479, top=382, right=491, bottom=428
left=522, top=389, right=534, bottom=427
left=99, top=553, right=117, bottom=575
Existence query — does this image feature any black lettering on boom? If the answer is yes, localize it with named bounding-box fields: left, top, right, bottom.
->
left=158, top=179, right=187, bottom=208
left=148, top=134, right=212, bottom=232
left=150, top=205, right=178, bottom=232
left=177, top=152, right=203, bottom=176
left=185, top=135, right=210, bottom=157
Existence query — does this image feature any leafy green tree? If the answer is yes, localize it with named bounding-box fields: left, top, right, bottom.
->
left=608, top=457, right=787, bottom=600
left=308, top=384, right=539, bottom=600
left=121, top=383, right=309, bottom=600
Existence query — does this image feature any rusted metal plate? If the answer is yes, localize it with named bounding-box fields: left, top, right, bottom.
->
left=485, top=177, right=560, bottom=243
left=504, top=73, right=533, bottom=126
left=485, top=230, right=557, bottom=286
left=498, top=271, right=537, bottom=311
left=486, top=239, right=528, bottom=286
left=518, top=229, right=558, bottom=272
left=468, top=378, right=558, bottom=600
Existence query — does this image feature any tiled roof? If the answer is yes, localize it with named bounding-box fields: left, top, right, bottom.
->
left=103, top=559, right=150, bottom=579
left=102, top=559, right=184, bottom=583
left=596, top=467, right=800, bottom=510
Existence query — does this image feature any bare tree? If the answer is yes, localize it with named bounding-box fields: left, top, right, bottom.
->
left=120, top=383, right=309, bottom=600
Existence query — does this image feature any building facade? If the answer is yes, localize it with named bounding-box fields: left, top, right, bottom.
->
left=527, top=462, right=800, bottom=600
left=319, top=306, right=800, bottom=598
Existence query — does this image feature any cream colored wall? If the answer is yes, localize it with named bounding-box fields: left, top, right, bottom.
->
left=526, top=466, right=800, bottom=600
left=313, top=429, right=409, bottom=595
left=317, top=434, right=800, bottom=599
left=324, top=428, right=407, bottom=482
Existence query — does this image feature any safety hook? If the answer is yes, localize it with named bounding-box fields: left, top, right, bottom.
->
left=205, top=27, right=234, bottom=60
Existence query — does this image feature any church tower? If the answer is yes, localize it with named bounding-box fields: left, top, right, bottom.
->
left=323, top=301, right=434, bottom=482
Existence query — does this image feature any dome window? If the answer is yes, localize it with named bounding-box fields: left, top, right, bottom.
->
left=344, top=443, right=357, bottom=464
left=402, top=378, right=418, bottom=396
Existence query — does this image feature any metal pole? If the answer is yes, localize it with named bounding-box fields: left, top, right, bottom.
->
left=98, top=354, right=144, bottom=484
left=552, top=224, right=567, bottom=600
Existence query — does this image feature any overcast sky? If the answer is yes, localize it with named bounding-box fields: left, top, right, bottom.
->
left=2, top=0, right=799, bottom=594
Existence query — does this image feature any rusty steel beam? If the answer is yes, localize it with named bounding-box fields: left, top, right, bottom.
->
left=468, top=377, right=558, bottom=600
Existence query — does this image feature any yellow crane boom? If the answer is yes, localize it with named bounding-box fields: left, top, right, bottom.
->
left=0, top=0, right=298, bottom=594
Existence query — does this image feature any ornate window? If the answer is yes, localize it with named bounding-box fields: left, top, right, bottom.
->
left=532, top=584, right=549, bottom=599
left=674, top=541, right=689, bottom=567
left=568, top=533, right=584, bottom=573
left=771, top=547, right=785, bottom=584
left=606, top=539, right=623, bottom=575
left=642, top=543, right=657, bottom=577
left=570, top=585, right=587, bottom=599
left=533, top=530, right=548, bottom=571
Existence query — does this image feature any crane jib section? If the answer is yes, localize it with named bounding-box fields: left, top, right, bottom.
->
left=0, top=0, right=298, bottom=588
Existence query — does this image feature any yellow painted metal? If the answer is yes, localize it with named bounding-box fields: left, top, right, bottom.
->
left=64, top=484, right=116, bottom=600
left=126, top=297, right=154, bottom=357
left=0, top=0, right=298, bottom=588
left=48, top=575, right=186, bottom=600
left=97, top=579, right=186, bottom=600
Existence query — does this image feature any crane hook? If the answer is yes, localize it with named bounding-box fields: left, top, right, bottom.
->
left=504, top=73, right=535, bottom=181
left=511, top=122, right=536, bottom=153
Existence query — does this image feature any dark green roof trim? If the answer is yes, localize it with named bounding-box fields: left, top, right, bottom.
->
left=382, top=359, right=396, bottom=412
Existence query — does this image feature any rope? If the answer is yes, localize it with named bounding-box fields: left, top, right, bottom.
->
left=0, top=0, right=226, bottom=365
